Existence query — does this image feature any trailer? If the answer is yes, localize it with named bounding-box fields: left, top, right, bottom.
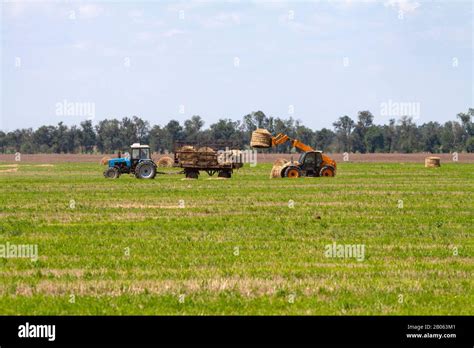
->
left=173, top=143, right=243, bottom=179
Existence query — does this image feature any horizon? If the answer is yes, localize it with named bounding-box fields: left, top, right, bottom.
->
left=0, top=107, right=470, bottom=132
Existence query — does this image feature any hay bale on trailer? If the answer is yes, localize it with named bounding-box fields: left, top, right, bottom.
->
left=177, top=146, right=196, bottom=163
left=197, top=146, right=215, bottom=153
left=251, top=129, right=272, bottom=148
left=179, top=145, right=196, bottom=152
left=177, top=145, right=220, bottom=167
left=157, top=156, right=174, bottom=167
left=425, top=156, right=441, bottom=168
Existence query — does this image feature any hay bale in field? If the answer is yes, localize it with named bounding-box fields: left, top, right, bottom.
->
left=251, top=128, right=272, bottom=148
left=157, top=156, right=174, bottom=167
left=273, top=158, right=288, bottom=166
left=425, top=156, right=441, bottom=168
left=270, top=165, right=284, bottom=178
left=100, top=157, right=111, bottom=165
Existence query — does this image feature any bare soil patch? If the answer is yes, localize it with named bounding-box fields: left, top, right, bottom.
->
left=0, top=152, right=473, bottom=163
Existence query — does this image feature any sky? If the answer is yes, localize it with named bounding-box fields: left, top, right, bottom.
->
left=0, top=0, right=472, bottom=131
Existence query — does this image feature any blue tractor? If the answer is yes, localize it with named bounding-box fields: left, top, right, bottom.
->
left=104, top=143, right=157, bottom=179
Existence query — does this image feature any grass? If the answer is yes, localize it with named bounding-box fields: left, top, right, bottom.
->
left=0, top=161, right=472, bottom=315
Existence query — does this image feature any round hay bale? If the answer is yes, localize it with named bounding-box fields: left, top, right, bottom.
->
left=197, top=146, right=215, bottom=153
left=273, top=158, right=288, bottom=166
left=270, top=165, right=284, bottom=178
left=178, top=146, right=196, bottom=162
left=157, top=156, right=174, bottom=167
left=425, top=156, right=441, bottom=168
left=100, top=157, right=111, bottom=165
left=251, top=128, right=272, bottom=148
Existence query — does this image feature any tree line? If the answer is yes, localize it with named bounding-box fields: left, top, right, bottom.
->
left=1, top=109, right=473, bottom=154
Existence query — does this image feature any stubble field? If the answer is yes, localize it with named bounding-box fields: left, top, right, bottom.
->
left=0, top=159, right=472, bottom=315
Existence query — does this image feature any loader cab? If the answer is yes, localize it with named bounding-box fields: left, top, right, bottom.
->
left=299, top=151, right=323, bottom=177
left=130, top=143, right=151, bottom=169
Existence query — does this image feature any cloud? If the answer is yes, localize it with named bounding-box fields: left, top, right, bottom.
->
left=3, top=1, right=55, bottom=18
left=279, top=19, right=316, bottom=34
left=128, top=9, right=144, bottom=22
left=136, top=31, right=154, bottom=42
left=385, top=0, right=420, bottom=14
left=128, top=9, right=144, bottom=19
left=166, top=1, right=208, bottom=13
left=251, top=0, right=289, bottom=11
left=416, top=25, right=471, bottom=45
left=78, top=4, right=103, bottom=19
left=200, top=12, right=241, bottom=29
left=67, top=41, right=126, bottom=57
left=162, top=29, right=185, bottom=38
left=4, top=1, right=28, bottom=17
left=69, top=41, right=90, bottom=51
left=278, top=12, right=338, bottom=35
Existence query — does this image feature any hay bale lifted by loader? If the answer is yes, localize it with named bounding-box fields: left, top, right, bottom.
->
left=251, top=128, right=273, bottom=148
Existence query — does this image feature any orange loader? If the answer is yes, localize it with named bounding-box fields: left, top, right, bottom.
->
left=251, top=131, right=337, bottom=178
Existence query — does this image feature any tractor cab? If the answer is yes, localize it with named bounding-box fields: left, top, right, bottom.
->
left=130, top=143, right=151, bottom=169
left=298, top=151, right=323, bottom=177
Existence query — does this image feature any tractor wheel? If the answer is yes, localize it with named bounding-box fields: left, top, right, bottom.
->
left=284, top=166, right=302, bottom=178
left=104, top=167, right=120, bottom=179
left=185, top=170, right=199, bottom=179
left=135, top=161, right=156, bottom=179
left=218, top=170, right=231, bottom=178
left=319, top=166, right=335, bottom=177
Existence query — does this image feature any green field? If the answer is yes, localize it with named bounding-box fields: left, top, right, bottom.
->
left=0, top=161, right=472, bottom=315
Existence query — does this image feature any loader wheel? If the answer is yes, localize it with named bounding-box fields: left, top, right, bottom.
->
left=284, top=166, right=302, bottom=178
left=135, top=162, right=156, bottom=179
left=104, top=167, right=120, bottom=179
left=320, top=166, right=335, bottom=177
